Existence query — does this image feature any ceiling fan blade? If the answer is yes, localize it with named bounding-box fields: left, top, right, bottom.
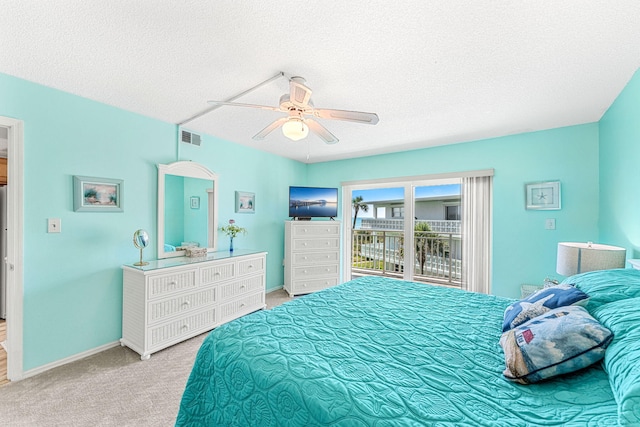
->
left=207, top=100, right=282, bottom=112
left=306, top=119, right=339, bottom=144
left=289, top=77, right=312, bottom=107
left=253, top=117, right=288, bottom=140
left=312, top=108, right=379, bottom=125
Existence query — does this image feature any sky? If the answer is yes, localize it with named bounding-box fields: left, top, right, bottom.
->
left=352, top=184, right=460, bottom=218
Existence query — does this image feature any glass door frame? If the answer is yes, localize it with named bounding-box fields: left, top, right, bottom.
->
left=342, top=174, right=460, bottom=283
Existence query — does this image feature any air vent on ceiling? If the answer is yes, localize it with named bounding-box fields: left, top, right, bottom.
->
left=181, top=129, right=201, bottom=146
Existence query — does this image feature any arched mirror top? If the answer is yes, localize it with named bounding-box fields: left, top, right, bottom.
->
left=157, top=161, right=218, bottom=259
left=159, top=161, right=218, bottom=181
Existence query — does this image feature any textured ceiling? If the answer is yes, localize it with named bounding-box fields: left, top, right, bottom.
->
left=1, top=1, right=639, bottom=163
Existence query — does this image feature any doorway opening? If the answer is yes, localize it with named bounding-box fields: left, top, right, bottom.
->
left=348, top=181, right=462, bottom=286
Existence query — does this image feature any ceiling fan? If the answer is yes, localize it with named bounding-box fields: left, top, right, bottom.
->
left=207, top=76, right=379, bottom=144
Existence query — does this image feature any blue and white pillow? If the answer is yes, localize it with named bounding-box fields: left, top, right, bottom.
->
left=500, top=305, right=613, bottom=384
left=502, top=283, right=588, bottom=332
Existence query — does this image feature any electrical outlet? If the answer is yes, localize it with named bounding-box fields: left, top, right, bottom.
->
left=48, top=218, right=61, bottom=233
left=545, top=218, right=556, bottom=230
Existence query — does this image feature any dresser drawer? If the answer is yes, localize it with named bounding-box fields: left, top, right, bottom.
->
left=147, top=269, right=197, bottom=299
left=148, top=308, right=216, bottom=349
left=292, top=263, right=339, bottom=279
left=293, top=251, right=339, bottom=265
left=200, top=261, right=235, bottom=285
left=147, top=286, right=217, bottom=324
left=218, top=274, right=264, bottom=302
left=292, top=224, right=340, bottom=237
left=291, top=277, right=338, bottom=294
left=219, top=291, right=265, bottom=323
left=293, top=238, right=339, bottom=251
left=237, top=256, right=265, bottom=276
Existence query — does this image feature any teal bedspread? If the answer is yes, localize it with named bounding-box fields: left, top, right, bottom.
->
left=176, top=276, right=618, bottom=426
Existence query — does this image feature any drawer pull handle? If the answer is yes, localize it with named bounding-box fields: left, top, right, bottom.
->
left=248, top=264, right=253, bottom=269
left=303, top=270, right=308, bottom=274
left=240, top=303, right=246, bottom=308
left=214, top=272, right=221, bottom=276
left=302, top=242, right=307, bottom=246
left=181, top=324, right=189, bottom=330
left=326, top=268, right=330, bottom=272
left=240, top=285, right=246, bottom=289
left=303, top=256, right=308, bottom=260
left=182, top=301, right=190, bottom=307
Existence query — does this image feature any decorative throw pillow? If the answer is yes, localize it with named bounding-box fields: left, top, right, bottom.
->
left=500, top=305, right=613, bottom=384
left=564, top=268, right=640, bottom=311
left=502, top=283, right=589, bottom=332
left=592, top=297, right=640, bottom=426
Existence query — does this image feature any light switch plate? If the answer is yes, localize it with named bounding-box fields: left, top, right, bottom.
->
left=48, top=218, right=61, bottom=233
left=545, top=218, right=556, bottom=230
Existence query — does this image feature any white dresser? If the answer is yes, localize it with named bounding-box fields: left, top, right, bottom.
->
left=121, top=250, right=266, bottom=360
left=284, top=221, right=340, bottom=296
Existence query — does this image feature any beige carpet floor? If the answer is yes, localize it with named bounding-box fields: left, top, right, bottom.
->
left=0, top=289, right=293, bottom=427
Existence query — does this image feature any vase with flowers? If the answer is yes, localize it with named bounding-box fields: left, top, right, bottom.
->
left=219, top=219, right=247, bottom=252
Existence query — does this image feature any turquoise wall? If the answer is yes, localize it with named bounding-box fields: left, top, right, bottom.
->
left=0, top=72, right=304, bottom=371
left=308, top=124, right=601, bottom=298
left=599, top=69, right=640, bottom=255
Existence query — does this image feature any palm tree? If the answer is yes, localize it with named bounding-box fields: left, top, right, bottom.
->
left=399, top=221, right=447, bottom=275
left=352, top=196, right=369, bottom=229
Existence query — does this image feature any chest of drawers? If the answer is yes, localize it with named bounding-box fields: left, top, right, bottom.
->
left=284, top=221, right=340, bottom=296
left=121, top=250, right=266, bottom=359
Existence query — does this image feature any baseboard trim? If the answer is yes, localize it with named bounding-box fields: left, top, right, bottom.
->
left=22, top=341, right=121, bottom=380
left=266, top=285, right=284, bottom=293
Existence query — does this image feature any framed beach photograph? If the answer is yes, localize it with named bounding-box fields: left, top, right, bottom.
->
left=73, top=175, right=124, bottom=212
left=235, top=191, right=255, bottom=213
left=525, top=180, right=561, bottom=210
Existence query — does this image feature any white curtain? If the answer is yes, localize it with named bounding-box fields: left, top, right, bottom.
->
left=461, top=175, right=493, bottom=294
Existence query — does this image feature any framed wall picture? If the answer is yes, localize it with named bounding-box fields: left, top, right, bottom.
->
left=235, top=191, right=255, bottom=213
left=73, top=176, right=124, bottom=212
left=190, top=196, right=200, bottom=209
left=525, top=181, right=561, bottom=210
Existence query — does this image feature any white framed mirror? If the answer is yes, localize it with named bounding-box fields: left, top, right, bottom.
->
left=157, top=161, right=218, bottom=259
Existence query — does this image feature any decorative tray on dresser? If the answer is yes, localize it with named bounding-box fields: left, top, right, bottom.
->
left=121, top=249, right=267, bottom=360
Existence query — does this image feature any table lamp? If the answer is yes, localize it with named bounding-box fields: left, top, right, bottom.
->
left=556, top=242, right=626, bottom=276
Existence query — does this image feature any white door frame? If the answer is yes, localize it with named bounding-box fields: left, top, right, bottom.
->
left=1, top=116, right=24, bottom=380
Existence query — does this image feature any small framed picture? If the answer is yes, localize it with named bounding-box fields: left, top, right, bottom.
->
left=73, top=176, right=123, bottom=212
left=525, top=181, right=561, bottom=210
left=235, top=191, right=255, bottom=213
left=190, top=196, right=200, bottom=209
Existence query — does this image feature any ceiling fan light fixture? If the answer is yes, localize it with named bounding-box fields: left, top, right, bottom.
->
left=282, top=118, right=309, bottom=141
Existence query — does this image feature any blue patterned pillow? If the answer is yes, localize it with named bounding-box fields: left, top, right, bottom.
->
left=502, top=284, right=588, bottom=332
left=500, top=305, right=613, bottom=384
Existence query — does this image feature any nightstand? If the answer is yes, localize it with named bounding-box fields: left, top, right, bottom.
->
left=628, top=259, right=640, bottom=270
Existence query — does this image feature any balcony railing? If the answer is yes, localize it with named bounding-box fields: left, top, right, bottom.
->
left=352, top=229, right=462, bottom=287
left=360, top=218, right=461, bottom=233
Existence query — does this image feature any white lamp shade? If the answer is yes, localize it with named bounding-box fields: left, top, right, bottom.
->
left=556, top=242, right=626, bottom=276
left=282, top=118, right=309, bottom=141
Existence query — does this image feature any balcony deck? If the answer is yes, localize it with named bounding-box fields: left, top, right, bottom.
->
left=351, top=220, right=462, bottom=287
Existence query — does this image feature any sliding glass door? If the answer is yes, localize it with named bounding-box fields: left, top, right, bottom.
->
left=344, top=178, right=462, bottom=286
left=351, top=186, right=406, bottom=280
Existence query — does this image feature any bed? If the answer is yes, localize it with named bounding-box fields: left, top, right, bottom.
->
left=176, top=271, right=640, bottom=426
